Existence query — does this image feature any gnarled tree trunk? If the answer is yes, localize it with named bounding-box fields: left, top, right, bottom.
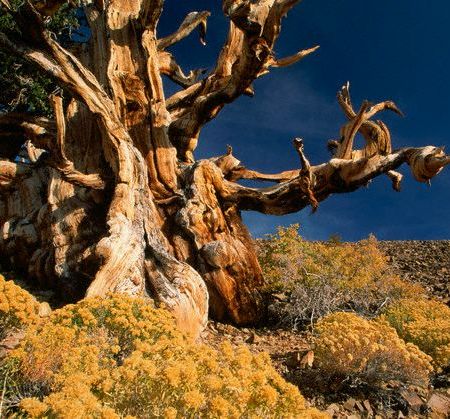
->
left=0, top=0, right=449, bottom=337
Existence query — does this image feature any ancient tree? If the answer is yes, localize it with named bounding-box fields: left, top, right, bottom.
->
left=0, top=0, right=449, bottom=336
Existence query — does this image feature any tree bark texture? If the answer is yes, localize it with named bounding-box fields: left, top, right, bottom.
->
left=0, top=1, right=449, bottom=337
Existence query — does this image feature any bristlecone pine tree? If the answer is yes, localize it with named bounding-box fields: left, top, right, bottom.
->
left=0, top=0, right=449, bottom=337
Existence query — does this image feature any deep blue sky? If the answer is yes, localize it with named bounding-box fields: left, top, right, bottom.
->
left=158, top=1, right=450, bottom=240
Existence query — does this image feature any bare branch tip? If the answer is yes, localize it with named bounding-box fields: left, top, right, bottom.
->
left=293, top=137, right=304, bottom=149
left=272, top=45, right=319, bottom=68
left=388, top=101, right=405, bottom=117
left=0, top=0, right=11, bottom=10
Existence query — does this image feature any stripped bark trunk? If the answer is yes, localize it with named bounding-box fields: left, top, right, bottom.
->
left=0, top=0, right=449, bottom=337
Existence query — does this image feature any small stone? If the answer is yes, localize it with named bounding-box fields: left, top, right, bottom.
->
left=427, top=393, right=450, bottom=416
left=224, top=324, right=237, bottom=334
left=363, top=400, right=373, bottom=414
left=343, top=398, right=357, bottom=411
left=39, top=302, right=52, bottom=317
left=0, top=329, right=25, bottom=356
left=300, top=350, right=314, bottom=368
left=400, top=389, right=424, bottom=413
left=245, top=332, right=260, bottom=344
left=355, top=401, right=365, bottom=412
left=326, top=403, right=340, bottom=415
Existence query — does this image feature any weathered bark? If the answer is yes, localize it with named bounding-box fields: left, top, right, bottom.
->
left=0, top=1, right=449, bottom=337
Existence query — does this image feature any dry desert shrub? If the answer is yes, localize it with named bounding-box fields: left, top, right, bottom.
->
left=381, top=298, right=450, bottom=370
left=258, top=225, right=424, bottom=327
left=313, top=312, right=433, bottom=387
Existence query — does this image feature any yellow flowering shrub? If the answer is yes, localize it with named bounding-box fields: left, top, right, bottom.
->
left=382, top=298, right=450, bottom=369
left=313, top=312, right=433, bottom=387
left=0, top=274, right=40, bottom=340
left=258, top=225, right=424, bottom=326
left=4, top=295, right=325, bottom=418
left=99, top=342, right=325, bottom=418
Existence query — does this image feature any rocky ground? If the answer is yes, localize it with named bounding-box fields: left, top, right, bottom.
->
left=202, top=321, right=450, bottom=418
left=202, top=241, right=450, bottom=418
left=379, top=241, right=450, bottom=305
left=2, top=240, right=450, bottom=417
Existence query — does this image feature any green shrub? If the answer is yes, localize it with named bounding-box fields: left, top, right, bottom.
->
left=0, top=0, right=79, bottom=116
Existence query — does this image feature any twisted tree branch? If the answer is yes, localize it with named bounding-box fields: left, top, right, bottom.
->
left=167, top=0, right=316, bottom=162
left=48, top=94, right=105, bottom=189
left=212, top=85, right=450, bottom=215
left=218, top=146, right=450, bottom=215
left=333, top=82, right=405, bottom=190
left=158, top=11, right=210, bottom=49
left=158, top=50, right=206, bottom=88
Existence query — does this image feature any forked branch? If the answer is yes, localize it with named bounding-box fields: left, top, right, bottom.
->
left=215, top=86, right=450, bottom=214
left=158, top=51, right=206, bottom=88
left=293, top=138, right=318, bottom=212
left=333, top=83, right=405, bottom=190
left=216, top=145, right=450, bottom=216
left=167, top=0, right=318, bottom=162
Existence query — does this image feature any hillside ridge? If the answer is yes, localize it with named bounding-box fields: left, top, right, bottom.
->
left=379, top=240, right=450, bottom=303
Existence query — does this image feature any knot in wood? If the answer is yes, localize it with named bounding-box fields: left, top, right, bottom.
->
left=201, top=240, right=236, bottom=269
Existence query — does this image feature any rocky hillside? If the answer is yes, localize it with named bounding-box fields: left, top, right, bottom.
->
left=379, top=240, right=450, bottom=304
left=2, top=239, right=449, bottom=418
left=203, top=239, right=450, bottom=418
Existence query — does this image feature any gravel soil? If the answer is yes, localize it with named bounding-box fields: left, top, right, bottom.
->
left=201, top=241, right=450, bottom=418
